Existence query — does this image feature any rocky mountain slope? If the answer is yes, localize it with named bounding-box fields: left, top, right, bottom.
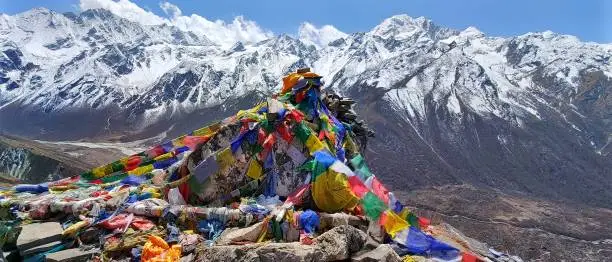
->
left=0, top=7, right=611, bottom=261
left=0, top=134, right=93, bottom=183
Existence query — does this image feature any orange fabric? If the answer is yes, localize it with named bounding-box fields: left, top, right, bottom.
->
left=281, top=72, right=322, bottom=94
left=301, top=72, right=320, bottom=78
left=142, top=235, right=181, bottom=262
left=282, top=73, right=302, bottom=94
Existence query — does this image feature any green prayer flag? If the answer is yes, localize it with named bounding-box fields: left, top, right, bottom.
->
left=350, top=154, right=372, bottom=180
left=360, top=192, right=386, bottom=221
left=407, top=213, right=420, bottom=229
left=81, top=171, right=95, bottom=181
left=110, top=161, right=125, bottom=173
left=294, top=122, right=312, bottom=143
left=100, top=172, right=128, bottom=183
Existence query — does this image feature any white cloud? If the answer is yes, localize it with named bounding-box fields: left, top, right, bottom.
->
left=171, top=14, right=273, bottom=48
left=298, top=22, right=347, bottom=48
left=79, top=0, right=273, bottom=47
left=159, top=1, right=181, bottom=19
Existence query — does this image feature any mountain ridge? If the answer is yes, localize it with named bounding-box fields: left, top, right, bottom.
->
left=0, top=8, right=611, bottom=261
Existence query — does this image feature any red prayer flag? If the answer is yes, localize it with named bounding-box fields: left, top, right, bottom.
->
left=462, top=252, right=481, bottom=262
left=418, top=217, right=431, bottom=229
left=183, top=136, right=211, bottom=150
left=348, top=176, right=369, bottom=198
left=371, top=177, right=390, bottom=204
left=147, top=145, right=165, bottom=158
left=276, top=122, right=293, bottom=142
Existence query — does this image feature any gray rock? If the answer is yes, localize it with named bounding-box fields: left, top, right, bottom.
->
left=249, top=242, right=324, bottom=262
left=78, top=228, right=101, bottom=244
left=351, top=244, right=401, bottom=262
left=180, top=253, right=195, bottom=262
left=319, top=213, right=367, bottom=231
left=315, top=225, right=367, bottom=261
left=215, top=221, right=263, bottom=245
left=21, top=240, right=61, bottom=256
left=45, top=248, right=97, bottom=262
left=363, top=236, right=381, bottom=251
left=198, top=242, right=324, bottom=262
left=366, top=220, right=385, bottom=243
left=197, top=243, right=259, bottom=261
left=197, top=226, right=369, bottom=262
left=17, top=222, right=62, bottom=252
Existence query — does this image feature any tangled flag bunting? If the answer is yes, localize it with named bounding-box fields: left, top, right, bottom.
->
left=0, top=68, right=488, bottom=261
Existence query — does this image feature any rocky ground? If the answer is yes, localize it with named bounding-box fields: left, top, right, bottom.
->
left=397, top=184, right=612, bottom=261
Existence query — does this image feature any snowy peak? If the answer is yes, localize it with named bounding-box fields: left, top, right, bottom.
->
left=228, top=41, right=246, bottom=53
left=298, top=22, right=347, bottom=48
left=1, top=8, right=611, bottom=159
left=370, top=14, right=457, bottom=40
left=460, top=26, right=484, bottom=38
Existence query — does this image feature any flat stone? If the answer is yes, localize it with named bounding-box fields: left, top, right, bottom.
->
left=17, top=222, right=62, bottom=252
left=351, top=244, right=401, bottom=262
left=20, top=241, right=61, bottom=256
left=45, top=248, right=97, bottom=262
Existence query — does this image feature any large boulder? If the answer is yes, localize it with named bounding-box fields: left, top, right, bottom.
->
left=197, top=242, right=323, bottom=262
left=247, top=242, right=324, bottom=262
left=315, top=225, right=367, bottom=261
left=318, top=213, right=367, bottom=231
left=351, top=244, right=401, bottom=262
left=196, top=225, right=369, bottom=261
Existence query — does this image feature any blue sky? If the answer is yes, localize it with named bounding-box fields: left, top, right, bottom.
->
left=1, top=0, right=610, bottom=43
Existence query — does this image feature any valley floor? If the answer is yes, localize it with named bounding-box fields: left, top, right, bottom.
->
left=397, top=185, right=612, bottom=261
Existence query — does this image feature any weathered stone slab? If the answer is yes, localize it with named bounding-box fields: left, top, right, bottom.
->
left=45, top=248, right=97, bottom=262
left=16, top=222, right=62, bottom=252
left=20, top=240, right=61, bottom=256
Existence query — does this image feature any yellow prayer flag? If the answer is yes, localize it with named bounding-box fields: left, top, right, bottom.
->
left=216, top=147, right=236, bottom=171
left=305, top=134, right=326, bottom=154
left=154, top=152, right=174, bottom=161
left=246, top=159, right=263, bottom=180
left=193, top=123, right=220, bottom=136
left=311, top=170, right=359, bottom=212
left=399, top=207, right=411, bottom=221
left=172, top=135, right=186, bottom=147
left=119, top=157, right=130, bottom=165
left=128, top=164, right=154, bottom=176
left=92, top=165, right=112, bottom=178
left=381, top=210, right=410, bottom=238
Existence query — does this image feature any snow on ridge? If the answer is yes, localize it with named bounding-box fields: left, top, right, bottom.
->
left=298, top=22, right=347, bottom=48
left=1, top=1, right=611, bottom=131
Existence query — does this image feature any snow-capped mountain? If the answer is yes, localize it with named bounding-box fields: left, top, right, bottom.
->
left=1, top=9, right=611, bottom=209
